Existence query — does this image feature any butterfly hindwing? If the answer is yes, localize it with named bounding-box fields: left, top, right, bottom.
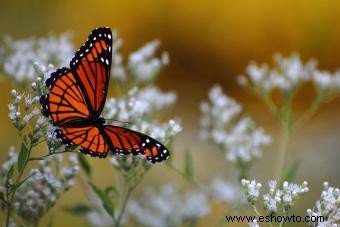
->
left=70, top=27, right=112, bottom=116
left=56, top=126, right=109, bottom=158
left=103, top=125, right=170, bottom=163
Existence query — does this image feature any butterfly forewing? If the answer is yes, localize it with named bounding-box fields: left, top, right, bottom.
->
left=70, top=27, right=112, bottom=116
left=40, top=67, right=90, bottom=126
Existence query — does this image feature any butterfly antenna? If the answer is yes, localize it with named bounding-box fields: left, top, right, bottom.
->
left=105, top=118, right=133, bottom=125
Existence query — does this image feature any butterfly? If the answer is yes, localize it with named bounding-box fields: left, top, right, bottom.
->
left=40, top=27, right=169, bottom=163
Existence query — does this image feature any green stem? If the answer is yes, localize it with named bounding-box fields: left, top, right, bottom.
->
left=292, top=93, right=323, bottom=135
left=28, top=150, right=70, bottom=161
left=114, top=169, right=147, bottom=227
left=251, top=205, right=262, bottom=216
left=5, top=142, right=33, bottom=227
left=274, top=122, right=290, bottom=181
left=279, top=219, right=284, bottom=227
left=115, top=187, right=133, bottom=227
left=165, top=163, right=199, bottom=187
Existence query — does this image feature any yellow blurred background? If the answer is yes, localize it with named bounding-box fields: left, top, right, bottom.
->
left=0, top=0, right=340, bottom=226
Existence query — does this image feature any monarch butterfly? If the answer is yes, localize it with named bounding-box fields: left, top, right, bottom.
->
left=40, top=27, right=169, bottom=163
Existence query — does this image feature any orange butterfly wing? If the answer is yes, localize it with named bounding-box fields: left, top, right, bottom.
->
left=103, top=125, right=170, bottom=163
left=56, top=126, right=109, bottom=158
left=70, top=27, right=112, bottom=116
left=40, top=67, right=90, bottom=126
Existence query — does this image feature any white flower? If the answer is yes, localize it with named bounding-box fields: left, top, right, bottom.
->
left=241, top=179, right=262, bottom=205
left=1, top=32, right=74, bottom=82
left=1, top=147, right=18, bottom=176
left=263, top=193, right=279, bottom=213
left=224, top=117, right=271, bottom=163
left=180, top=191, right=209, bottom=219
left=244, top=180, right=308, bottom=215
left=240, top=52, right=340, bottom=94
left=307, top=182, right=340, bottom=226
left=2, top=153, right=80, bottom=221
left=127, top=185, right=209, bottom=226
left=200, top=85, right=271, bottom=165
left=268, top=180, right=277, bottom=193
left=105, top=86, right=176, bottom=123
left=249, top=219, right=260, bottom=227
left=247, top=63, right=268, bottom=84
left=104, top=86, right=180, bottom=146
left=208, top=178, right=244, bottom=205
left=238, top=53, right=317, bottom=92
left=128, top=40, right=168, bottom=83
left=168, top=119, right=183, bottom=136
left=109, top=31, right=127, bottom=81
left=313, top=71, right=332, bottom=88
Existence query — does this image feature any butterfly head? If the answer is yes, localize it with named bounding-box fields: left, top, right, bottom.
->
left=95, top=117, right=106, bottom=126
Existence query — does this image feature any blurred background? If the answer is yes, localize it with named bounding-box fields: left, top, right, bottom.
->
left=0, top=0, right=340, bottom=226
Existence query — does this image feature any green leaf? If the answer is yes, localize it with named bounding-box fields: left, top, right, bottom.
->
left=183, top=150, right=194, bottom=181
left=17, top=143, right=29, bottom=173
left=63, top=203, right=93, bottom=215
left=6, top=165, right=14, bottom=181
left=89, top=182, right=114, bottom=217
left=78, top=154, right=92, bottom=177
left=282, top=159, right=301, bottom=183
left=105, top=186, right=119, bottom=197
left=0, top=191, right=4, bottom=201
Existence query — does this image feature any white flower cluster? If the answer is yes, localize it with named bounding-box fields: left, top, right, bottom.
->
left=1, top=32, right=74, bottom=82
left=200, top=85, right=271, bottom=165
left=105, top=86, right=181, bottom=144
left=242, top=179, right=309, bottom=215
left=109, top=154, right=151, bottom=173
left=109, top=32, right=169, bottom=84
left=207, top=177, right=244, bottom=205
left=263, top=180, right=309, bottom=214
left=128, top=40, right=169, bottom=83
left=238, top=53, right=340, bottom=93
left=141, top=119, right=182, bottom=143
left=0, top=147, right=18, bottom=185
left=8, top=89, right=46, bottom=137
left=127, top=185, right=209, bottom=227
left=106, top=86, right=176, bottom=122
left=13, top=154, right=79, bottom=221
left=307, top=182, right=340, bottom=227
left=241, top=179, right=262, bottom=205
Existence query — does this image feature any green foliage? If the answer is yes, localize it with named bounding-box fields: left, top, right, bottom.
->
left=17, top=142, right=29, bottom=173
left=63, top=204, right=93, bottom=215
left=89, top=182, right=114, bottom=218
left=282, top=159, right=301, bottom=183
left=78, top=154, right=92, bottom=178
